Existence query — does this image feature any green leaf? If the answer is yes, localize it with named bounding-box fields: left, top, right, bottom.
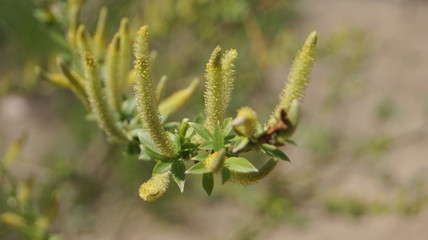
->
left=153, top=161, right=171, bottom=174
left=171, top=160, right=186, bottom=192
left=254, top=122, right=263, bottom=135
left=189, top=123, right=212, bottom=140
left=212, top=123, right=224, bottom=152
left=221, top=168, right=231, bottom=184
left=260, top=144, right=290, bottom=161
left=223, top=118, right=233, bottom=137
left=184, top=127, right=195, bottom=139
left=286, top=139, right=297, bottom=146
left=225, top=157, right=258, bottom=173
left=179, top=118, right=190, bottom=137
left=138, top=132, right=156, bottom=149
left=168, top=132, right=181, bottom=152
left=181, top=142, right=197, bottom=150
left=199, top=142, right=213, bottom=150
left=186, top=161, right=209, bottom=174
left=192, top=152, right=209, bottom=161
left=202, top=173, right=214, bottom=196
left=143, top=146, right=174, bottom=162
left=232, top=136, right=249, bottom=153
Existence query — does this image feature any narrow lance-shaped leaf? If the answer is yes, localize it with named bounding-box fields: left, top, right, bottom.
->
left=133, top=26, right=176, bottom=157
left=82, top=52, right=129, bottom=142
left=171, top=160, right=186, bottom=192
left=260, top=144, right=290, bottom=161
left=202, top=173, right=214, bottom=196
left=268, top=31, right=317, bottom=127
left=188, top=123, right=212, bottom=141
left=224, top=157, right=258, bottom=173
left=212, top=123, right=224, bottom=152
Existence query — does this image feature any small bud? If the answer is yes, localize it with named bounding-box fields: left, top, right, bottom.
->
left=233, top=106, right=257, bottom=137
left=139, top=172, right=170, bottom=202
left=204, top=149, right=226, bottom=173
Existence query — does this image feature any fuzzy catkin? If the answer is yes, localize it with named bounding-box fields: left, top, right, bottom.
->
left=268, top=31, right=317, bottom=127
left=230, top=159, right=278, bottom=186
left=133, top=26, right=176, bottom=157
left=204, top=46, right=224, bottom=132
left=139, top=173, right=170, bottom=202
left=105, top=33, right=122, bottom=112
left=83, top=52, right=128, bottom=142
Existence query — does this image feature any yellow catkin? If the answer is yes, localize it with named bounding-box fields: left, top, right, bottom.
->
left=83, top=52, right=128, bottom=142
left=221, top=49, right=238, bottom=113
left=204, top=149, right=226, bottom=173
left=233, top=106, right=257, bottom=137
left=158, top=78, right=199, bottom=116
left=155, top=75, right=168, bottom=102
left=118, top=18, right=132, bottom=91
left=133, top=26, right=176, bottom=157
left=204, top=46, right=224, bottom=132
left=230, top=159, right=278, bottom=186
left=0, top=212, right=26, bottom=229
left=268, top=31, right=317, bottom=127
left=76, top=25, right=92, bottom=57
left=105, top=33, right=122, bottom=112
left=93, top=7, right=108, bottom=60
left=67, top=0, right=83, bottom=46
left=58, top=58, right=90, bottom=109
left=139, top=172, right=170, bottom=202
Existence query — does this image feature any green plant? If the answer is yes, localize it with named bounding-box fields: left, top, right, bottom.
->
left=0, top=136, right=61, bottom=240
left=41, top=2, right=317, bottom=202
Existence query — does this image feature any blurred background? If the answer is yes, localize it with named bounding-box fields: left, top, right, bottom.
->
left=1, top=0, right=428, bottom=239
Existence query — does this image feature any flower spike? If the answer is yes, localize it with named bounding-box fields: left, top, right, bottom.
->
left=133, top=26, right=176, bottom=157
left=268, top=31, right=317, bottom=127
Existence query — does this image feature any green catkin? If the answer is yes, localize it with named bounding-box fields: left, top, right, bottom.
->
left=133, top=26, right=176, bottom=157
left=67, top=0, right=83, bottom=46
left=204, top=46, right=224, bottom=132
left=230, top=159, right=278, bottom=186
left=76, top=25, right=92, bottom=57
left=268, top=31, right=317, bottom=127
left=139, top=172, right=170, bottom=202
left=82, top=52, right=129, bottom=142
left=156, top=75, right=168, bottom=102
left=93, top=7, right=108, bottom=60
left=105, top=34, right=122, bottom=112
left=57, top=58, right=90, bottom=109
left=158, top=78, right=200, bottom=116
left=118, top=18, right=132, bottom=91
left=204, top=47, right=238, bottom=132
left=221, top=49, right=238, bottom=113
